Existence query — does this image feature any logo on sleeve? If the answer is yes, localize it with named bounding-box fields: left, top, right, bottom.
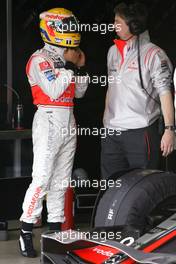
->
left=39, top=61, right=52, bottom=71
left=161, top=60, right=169, bottom=73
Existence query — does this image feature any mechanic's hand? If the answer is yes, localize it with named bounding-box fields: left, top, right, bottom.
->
left=64, top=48, right=80, bottom=65
left=160, top=130, right=175, bottom=156
left=76, top=49, right=86, bottom=67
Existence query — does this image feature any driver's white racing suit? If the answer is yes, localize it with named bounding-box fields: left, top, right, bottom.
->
left=20, top=43, right=88, bottom=224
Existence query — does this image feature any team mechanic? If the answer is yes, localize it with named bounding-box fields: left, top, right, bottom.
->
left=101, top=2, right=175, bottom=179
left=19, top=8, right=88, bottom=257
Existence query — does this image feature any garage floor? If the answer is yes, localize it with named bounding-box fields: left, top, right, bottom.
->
left=0, top=220, right=89, bottom=264
left=0, top=227, right=45, bottom=264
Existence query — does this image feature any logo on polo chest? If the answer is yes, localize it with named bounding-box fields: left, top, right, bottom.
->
left=127, top=60, right=138, bottom=70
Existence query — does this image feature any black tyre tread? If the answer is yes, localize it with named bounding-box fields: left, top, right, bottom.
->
left=94, top=169, right=161, bottom=227
left=94, top=169, right=176, bottom=230
left=91, top=169, right=131, bottom=227
left=116, top=172, right=176, bottom=226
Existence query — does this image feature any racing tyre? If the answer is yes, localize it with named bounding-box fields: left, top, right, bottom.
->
left=94, top=169, right=176, bottom=234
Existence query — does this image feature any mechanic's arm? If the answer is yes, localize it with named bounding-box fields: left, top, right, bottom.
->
left=150, top=49, right=175, bottom=156
left=160, top=92, right=175, bottom=156
left=74, top=50, right=89, bottom=98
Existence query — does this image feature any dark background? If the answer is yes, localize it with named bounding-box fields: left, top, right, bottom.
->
left=0, top=0, right=176, bottom=181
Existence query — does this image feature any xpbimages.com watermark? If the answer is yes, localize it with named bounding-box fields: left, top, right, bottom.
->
left=58, top=126, right=122, bottom=139
left=59, top=229, right=122, bottom=243
left=60, top=178, right=122, bottom=190
left=60, top=22, right=121, bottom=35
left=56, top=75, right=122, bottom=87
left=54, top=229, right=135, bottom=245
left=45, top=68, right=123, bottom=86
left=41, top=12, right=122, bottom=35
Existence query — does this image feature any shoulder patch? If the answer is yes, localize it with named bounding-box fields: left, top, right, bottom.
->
left=39, top=61, right=52, bottom=71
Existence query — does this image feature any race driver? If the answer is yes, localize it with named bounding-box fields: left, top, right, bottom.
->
left=19, top=8, right=88, bottom=257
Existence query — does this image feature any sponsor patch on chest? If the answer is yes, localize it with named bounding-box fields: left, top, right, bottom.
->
left=44, top=69, right=56, bottom=81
